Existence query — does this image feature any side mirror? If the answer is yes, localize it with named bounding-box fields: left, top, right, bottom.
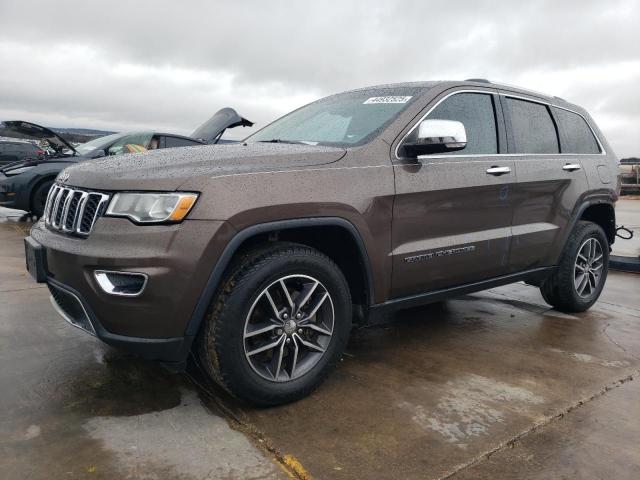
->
left=401, top=119, right=467, bottom=158
left=90, top=149, right=106, bottom=159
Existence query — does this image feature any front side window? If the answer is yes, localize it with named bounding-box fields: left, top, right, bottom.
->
left=506, top=97, right=559, bottom=154
left=418, top=92, right=498, bottom=155
left=108, top=133, right=154, bottom=155
left=76, top=133, right=124, bottom=155
left=552, top=107, right=600, bottom=154
left=247, top=87, right=424, bottom=147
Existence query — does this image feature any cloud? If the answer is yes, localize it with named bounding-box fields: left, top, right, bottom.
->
left=0, top=0, right=638, bottom=154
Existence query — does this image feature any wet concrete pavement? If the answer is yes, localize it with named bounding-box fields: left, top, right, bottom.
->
left=1, top=207, right=639, bottom=479
left=0, top=211, right=287, bottom=480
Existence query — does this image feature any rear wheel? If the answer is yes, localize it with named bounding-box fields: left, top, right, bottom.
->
left=540, top=221, right=609, bottom=312
left=31, top=180, right=54, bottom=218
left=197, top=243, right=352, bottom=406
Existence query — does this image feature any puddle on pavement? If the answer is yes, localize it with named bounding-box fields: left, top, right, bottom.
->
left=2, top=339, right=234, bottom=480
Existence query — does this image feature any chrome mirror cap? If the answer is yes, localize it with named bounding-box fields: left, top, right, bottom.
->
left=401, top=119, right=467, bottom=158
left=417, top=119, right=467, bottom=148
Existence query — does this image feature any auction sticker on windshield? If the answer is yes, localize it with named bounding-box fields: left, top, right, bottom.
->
left=363, top=96, right=412, bottom=104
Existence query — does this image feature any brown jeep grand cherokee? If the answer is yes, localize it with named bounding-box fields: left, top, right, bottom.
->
left=25, top=80, right=619, bottom=405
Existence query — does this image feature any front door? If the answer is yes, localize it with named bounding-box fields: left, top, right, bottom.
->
left=391, top=90, right=516, bottom=298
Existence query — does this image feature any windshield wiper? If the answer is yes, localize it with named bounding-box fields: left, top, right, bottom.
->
left=257, top=139, right=308, bottom=145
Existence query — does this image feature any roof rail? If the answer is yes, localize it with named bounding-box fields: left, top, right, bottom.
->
left=464, top=78, right=492, bottom=83
left=491, top=81, right=554, bottom=99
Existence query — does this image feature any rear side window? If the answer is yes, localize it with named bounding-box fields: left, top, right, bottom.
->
left=505, top=97, right=559, bottom=154
left=164, top=136, right=200, bottom=148
left=552, top=107, right=600, bottom=154
left=425, top=92, right=498, bottom=155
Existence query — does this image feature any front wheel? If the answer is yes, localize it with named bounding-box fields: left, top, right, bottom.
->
left=540, top=221, right=609, bottom=312
left=197, top=243, right=352, bottom=406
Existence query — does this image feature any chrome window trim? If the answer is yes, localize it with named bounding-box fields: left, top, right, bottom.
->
left=93, top=270, right=149, bottom=297
left=394, top=89, right=606, bottom=161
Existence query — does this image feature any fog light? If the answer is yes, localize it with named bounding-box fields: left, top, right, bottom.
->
left=94, top=270, right=148, bottom=297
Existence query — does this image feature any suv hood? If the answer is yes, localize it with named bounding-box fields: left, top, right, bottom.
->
left=61, top=142, right=346, bottom=191
left=1, top=121, right=78, bottom=155
left=190, top=108, right=253, bottom=144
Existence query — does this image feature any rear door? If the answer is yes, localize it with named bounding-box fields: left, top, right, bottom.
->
left=391, top=89, right=516, bottom=297
left=502, top=94, right=589, bottom=271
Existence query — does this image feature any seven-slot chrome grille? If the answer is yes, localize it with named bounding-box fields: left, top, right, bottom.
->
left=44, top=184, right=110, bottom=236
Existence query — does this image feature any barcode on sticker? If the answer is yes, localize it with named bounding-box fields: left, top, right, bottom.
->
left=363, top=96, right=412, bottom=104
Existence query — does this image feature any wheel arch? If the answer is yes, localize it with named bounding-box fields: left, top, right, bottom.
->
left=184, top=217, right=375, bottom=337
left=579, top=202, right=616, bottom=244
left=553, top=199, right=616, bottom=267
left=29, top=174, right=57, bottom=213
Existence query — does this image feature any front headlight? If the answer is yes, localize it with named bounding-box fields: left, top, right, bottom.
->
left=106, top=192, right=198, bottom=223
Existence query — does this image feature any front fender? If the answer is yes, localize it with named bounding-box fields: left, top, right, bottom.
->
left=182, top=217, right=376, bottom=338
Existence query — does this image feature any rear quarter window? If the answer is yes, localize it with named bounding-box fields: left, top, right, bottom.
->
left=164, top=136, right=201, bottom=148
left=552, top=107, right=601, bottom=154
left=505, top=97, right=559, bottom=154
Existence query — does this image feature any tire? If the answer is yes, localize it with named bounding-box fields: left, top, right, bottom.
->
left=540, top=221, right=609, bottom=313
left=197, top=242, right=352, bottom=406
left=31, top=179, right=54, bottom=218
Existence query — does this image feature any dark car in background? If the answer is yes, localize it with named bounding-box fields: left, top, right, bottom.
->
left=0, top=108, right=252, bottom=216
left=0, top=139, right=46, bottom=167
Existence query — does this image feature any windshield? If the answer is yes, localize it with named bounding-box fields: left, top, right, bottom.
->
left=75, top=133, right=125, bottom=155
left=246, top=87, right=424, bottom=147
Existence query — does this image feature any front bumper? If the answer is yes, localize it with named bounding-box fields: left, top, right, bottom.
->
left=47, top=277, right=191, bottom=362
left=0, top=174, right=19, bottom=208
left=28, top=216, right=235, bottom=363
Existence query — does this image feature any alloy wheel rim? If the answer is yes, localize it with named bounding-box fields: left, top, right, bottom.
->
left=243, top=274, right=334, bottom=382
left=573, top=237, right=604, bottom=298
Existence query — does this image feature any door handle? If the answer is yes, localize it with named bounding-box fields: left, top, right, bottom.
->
left=486, top=166, right=511, bottom=176
left=562, top=163, right=581, bottom=172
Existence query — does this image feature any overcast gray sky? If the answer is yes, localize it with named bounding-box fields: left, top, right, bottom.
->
left=0, top=0, right=638, bottom=156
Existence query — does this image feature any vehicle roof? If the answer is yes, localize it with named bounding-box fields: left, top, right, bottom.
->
left=110, top=131, right=202, bottom=140
left=91, top=131, right=203, bottom=141
left=453, top=79, right=578, bottom=108
left=343, top=80, right=583, bottom=112
left=0, top=137, right=37, bottom=145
